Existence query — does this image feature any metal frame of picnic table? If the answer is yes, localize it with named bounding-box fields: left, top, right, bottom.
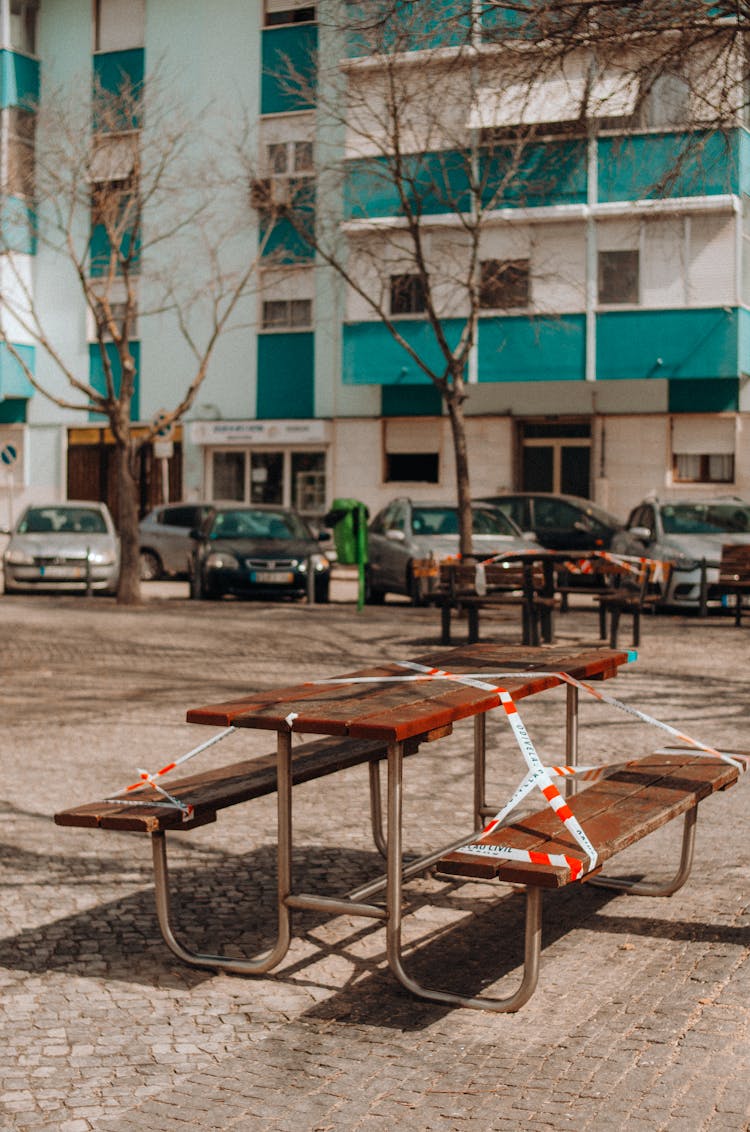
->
left=164, top=644, right=629, bottom=1011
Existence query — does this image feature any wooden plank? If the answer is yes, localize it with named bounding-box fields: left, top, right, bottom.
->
left=53, top=734, right=420, bottom=834
left=185, top=648, right=630, bottom=740
left=438, top=752, right=739, bottom=887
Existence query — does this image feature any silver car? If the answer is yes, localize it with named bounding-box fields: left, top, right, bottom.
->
left=138, top=502, right=216, bottom=580
left=366, top=497, right=536, bottom=604
left=611, top=495, right=750, bottom=608
left=3, top=501, right=120, bottom=594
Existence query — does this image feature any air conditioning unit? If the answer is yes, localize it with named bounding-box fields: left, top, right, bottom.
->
left=249, top=176, right=292, bottom=212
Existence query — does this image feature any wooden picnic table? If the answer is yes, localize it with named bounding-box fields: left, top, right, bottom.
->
left=56, top=641, right=742, bottom=1012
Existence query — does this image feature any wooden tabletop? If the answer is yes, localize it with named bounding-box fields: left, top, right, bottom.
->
left=186, top=644, right=632, bottom=743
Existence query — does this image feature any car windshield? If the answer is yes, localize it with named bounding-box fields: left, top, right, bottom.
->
left=19, top=506, right=107, bottom=534
left=660, top=503, right=750, bottom=535
left=411, top=506, right=517, bottom=537
left=208, top=509, right=310, bottom=540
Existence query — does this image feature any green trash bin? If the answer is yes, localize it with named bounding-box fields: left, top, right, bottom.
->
left=325, top=499, right=369, bottom=566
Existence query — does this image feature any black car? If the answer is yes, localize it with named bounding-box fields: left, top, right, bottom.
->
left=189, top=504, right=331, bottom=602
left=477, top=492, right=624, bottom=551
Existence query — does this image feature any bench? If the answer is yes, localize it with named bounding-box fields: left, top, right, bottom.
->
left=425, top=747, right=743, bottom=1012
left=714, top=544, right=750, bottom=626
left=421, top=559, right=557, bottom=646
left=54, top=732, right=430, bottom=972
left=595, top=558, right=670, bottom=648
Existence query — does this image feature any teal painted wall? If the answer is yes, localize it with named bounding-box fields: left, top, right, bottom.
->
left=0, top=398, right=26, bottom=422
left=478, top=314, right=586, bottom=381
left=261, top=24, right=317, bottom=114
left=343, top=319, right=466, bottom=384
left=0, top=343, right=34, bottom=399
left=93, top=49, right=144, bottom=97
left=481, top=139, right=588, bottom=209
left=344, top=316, right=587, bottom=384
left=668, top=378, right=738, bottom=412
left=597, top=308, right=738, bottom=380
left=382, top=383, right=443, bottom=415
left=346, top=151, right=472, bottom=219
left=88, top=342, right=140, bottom=421
left=0, top=49, right=39, bottom=107
left=598, top=130, right=736, bottom=202
left=346, top=0, right=472, bottom=57
left=257, top=332, right=314, bottom=418
left=345, top=141, right=587, bottom=219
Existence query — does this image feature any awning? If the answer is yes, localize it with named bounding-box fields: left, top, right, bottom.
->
left=469, top=72, right=639, bottom=130
left=88, top=133, right=138, bottom=183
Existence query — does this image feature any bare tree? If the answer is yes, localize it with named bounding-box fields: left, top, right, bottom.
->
left=0, top=70, right=271, bottom=604
left=260, top=0, right=748, bottom=558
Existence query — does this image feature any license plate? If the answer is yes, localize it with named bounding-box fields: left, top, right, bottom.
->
left=251, top=570, right=294, bottom=584
left=39, top=565, right=83, bottom=579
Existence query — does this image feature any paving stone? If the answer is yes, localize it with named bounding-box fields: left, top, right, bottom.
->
left=2, top=594, right=750, bottom=1129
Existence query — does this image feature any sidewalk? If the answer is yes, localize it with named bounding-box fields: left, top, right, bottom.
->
left=1, top=593, right=749, bottom=1130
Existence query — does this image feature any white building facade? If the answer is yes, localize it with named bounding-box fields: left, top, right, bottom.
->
left=1, top=0, right=749, bottom=528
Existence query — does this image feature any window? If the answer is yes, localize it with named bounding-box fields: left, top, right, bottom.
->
left=672, top=417, right=734, bottom=484
left=598, top=249, right=639, bottom=305
left=93, top=299, right=138, bottom=339
left=386, top=453, right=439, bottom=482
left=292, top=451, right=326, bottom=513
left=264, top=0, right=316, bottom=27
left=479, top=259, right=530, bottom=309
left=390, top=274, right=427, bottom=315
left=267, top=140, right=314, bottom=176
left=262, top=298, right=312, bottom=329
left=673, top=453, right=734, bottom=484
left=9, top=0, right=38, bottom=54
left=94, top=0, right=145, bottom=51
left=2, top=107, right=35, bottom=197
left=642, top=72, right=690, bottom=129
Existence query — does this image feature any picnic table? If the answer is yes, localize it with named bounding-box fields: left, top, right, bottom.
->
left=56, top=641, right=744, bottom=1012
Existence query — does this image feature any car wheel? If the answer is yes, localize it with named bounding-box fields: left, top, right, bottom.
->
left=139, top=549, right=163, bottom=582
left=314, top=575, right=330, bottom=603
left=364, top=568, right=386, bottom=605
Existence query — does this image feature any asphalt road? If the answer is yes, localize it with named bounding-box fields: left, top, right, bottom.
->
left=1, top=584, right=749, bottom=1131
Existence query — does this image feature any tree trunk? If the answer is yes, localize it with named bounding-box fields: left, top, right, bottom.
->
left=115, top=439, right=141, bottom=605
left=445, top=387, right=474, bottom=561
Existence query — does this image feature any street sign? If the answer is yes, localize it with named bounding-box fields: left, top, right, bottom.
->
left=154, top=439, right=174, bottom=460
left=1, top=443, right=17, bottom=467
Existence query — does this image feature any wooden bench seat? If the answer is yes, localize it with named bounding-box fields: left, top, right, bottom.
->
left=54, top=734, right=421, bottom=835
left=715, top=544, right=750, bottom=626
left=439, top=749, right=738, bottom=887
left=412, top=749, right=742, bottom=1011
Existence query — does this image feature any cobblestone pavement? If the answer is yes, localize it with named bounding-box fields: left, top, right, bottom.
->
left=1, top=580, right=749, bottom=1131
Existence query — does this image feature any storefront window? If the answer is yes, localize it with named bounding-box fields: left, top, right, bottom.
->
left=251, top=451, right=284, bottom=504
left=292, top=451, right=326, bottom=513
left=213, top=451, right=245, bottom=500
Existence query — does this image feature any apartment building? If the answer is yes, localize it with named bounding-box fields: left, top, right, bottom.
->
left=1, top=0, right=748, bottom=527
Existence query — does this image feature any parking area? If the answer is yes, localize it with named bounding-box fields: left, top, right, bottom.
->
left=2, top=586, right=749, bottom=1130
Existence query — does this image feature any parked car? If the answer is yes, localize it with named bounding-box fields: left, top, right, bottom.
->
left=365, top=497, right=536, bottom=604
left=138, top=502, right=218, bottom=580
left=3, top=501, right=120, bottom=595
left=189, top=503, right=331, bottom=602
left=476, top=492, right=624, bottom=551
left=610, top=495, right=750, bottom=608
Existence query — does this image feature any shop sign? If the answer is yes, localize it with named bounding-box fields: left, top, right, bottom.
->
left=190, top=420, right=331, bottom=446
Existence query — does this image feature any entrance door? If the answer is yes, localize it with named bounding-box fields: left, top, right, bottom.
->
left=520, top=422, right=591, bottom=496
